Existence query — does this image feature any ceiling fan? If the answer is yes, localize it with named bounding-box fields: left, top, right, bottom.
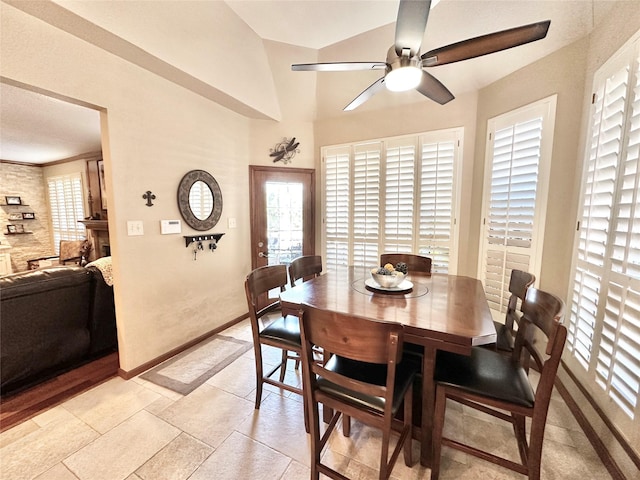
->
left=291, top=0, right=550, bottom=111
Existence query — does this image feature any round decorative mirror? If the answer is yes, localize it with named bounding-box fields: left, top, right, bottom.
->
left=177, top=170, right=223, bottom=231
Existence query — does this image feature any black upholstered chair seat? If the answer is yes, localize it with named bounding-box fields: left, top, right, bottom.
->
left=435, top=348, right=534, bottom=408
left=259, top=315, right=301, bottom=349
left=317, top=355, right=418, bottom=414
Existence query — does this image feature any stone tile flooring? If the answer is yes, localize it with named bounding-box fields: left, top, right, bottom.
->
left=0, top=319, right=611, bottom=480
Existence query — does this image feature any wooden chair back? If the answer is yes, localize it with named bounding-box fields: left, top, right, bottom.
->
left=515, top=287, right=566, bottom=384
left=301, top=305, right=404, bottom=367
left=505, top=269, right=536, bottom=330
left=245, top=264, right=287, bottom=321
left=289, top=255, right=322, bottom=287
left=431, top=286, right=566, bottom=480
left=379, top=253, right=432, bottom=274
left=244, top=264, right=305, bottom=415
left=299, top=304, right=413, bottom=479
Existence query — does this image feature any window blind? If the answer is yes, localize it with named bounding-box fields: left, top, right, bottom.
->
left=384, top=141, right=415, bottom=254
left=322, top=129, right=461, bottom=273
left=481, top=100, right=552, bottom=316
left=324, top=147, right=350, bottom=269
left=353, top=143, right=382, bottom=267
left=47, top=173, right=86, bottom=253
left=419, top=136, right=455, bottom=273
left=568, top=35, right=640, bottom=422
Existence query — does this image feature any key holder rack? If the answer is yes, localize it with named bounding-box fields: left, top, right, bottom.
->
left=184, top=233, right=225, bottom=248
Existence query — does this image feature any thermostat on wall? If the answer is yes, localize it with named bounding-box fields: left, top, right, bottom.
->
left=160, top=219, right=181, bottom=235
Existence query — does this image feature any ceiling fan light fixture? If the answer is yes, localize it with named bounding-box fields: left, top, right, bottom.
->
left=385, top=66, right=422, bottom=92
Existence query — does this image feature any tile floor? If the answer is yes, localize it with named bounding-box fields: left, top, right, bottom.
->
left=1, top=319, right=612, bottom=480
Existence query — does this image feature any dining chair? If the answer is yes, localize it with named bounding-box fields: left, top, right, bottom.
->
left=380, top=253, right=431, bottom=361
left=288, top=255, right=323, bottom=371
left=288, top=255, right=322, bottom=288
left=379, top=253, right=432, bottom=274
left=430, top=287, right=566, bottom=480
left=298, top=304, right=418, bottom=480
left=491, top=269, right=536, bottom=353
left=244, top=265, right=303, bottom=410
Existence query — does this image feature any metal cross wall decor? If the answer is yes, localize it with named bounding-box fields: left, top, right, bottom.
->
left=143, top=191, right=156, bottom=207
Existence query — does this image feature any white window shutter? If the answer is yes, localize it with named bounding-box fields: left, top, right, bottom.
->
left=568, top=35, right=640, bottom=425
left=480, top=97, right=555, bottom=318
left=322, top=128, right=462, bottom=273
left=569, top=61, right=630, bottom=364
left=569, top=267, right=601, bottom=369
left=324, top=147, right=350, bottom=270
left=47, top=173, right=86, bottom=253
left=419, top=134, right=456, bottom=273
left=597, top=283, right=640, bottom=417
left=384, top=140, right=416, bottom=254
left=353, top=143, right=382, bottom=267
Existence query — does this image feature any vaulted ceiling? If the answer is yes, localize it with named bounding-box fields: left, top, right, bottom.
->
left=0, top=0, right=617, bottom=164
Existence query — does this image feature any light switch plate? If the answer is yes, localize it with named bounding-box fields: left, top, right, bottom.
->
left=160, top=219, right=181, bottom=234
left=228, top=217, right=237, bottom=229
left=127, top=220, right=144, bottom=236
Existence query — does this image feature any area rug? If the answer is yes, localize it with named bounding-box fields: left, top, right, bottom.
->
left=139, top=335, right=252, bottom=395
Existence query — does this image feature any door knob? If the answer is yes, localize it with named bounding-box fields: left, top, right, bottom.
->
left=258, top=251, right=269, bottom=258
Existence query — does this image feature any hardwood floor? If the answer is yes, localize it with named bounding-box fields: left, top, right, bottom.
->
left=0, top=352, right=119, bottom=433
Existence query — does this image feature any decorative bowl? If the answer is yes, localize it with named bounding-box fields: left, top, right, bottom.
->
left=371, top=271, right=405, bottom=288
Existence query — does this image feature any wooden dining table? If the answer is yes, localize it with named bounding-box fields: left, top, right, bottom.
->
left=279, top=265, right=496, bottom=467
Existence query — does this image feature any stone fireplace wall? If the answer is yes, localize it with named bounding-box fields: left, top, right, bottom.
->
left=0, top=162, right=54, bottom=272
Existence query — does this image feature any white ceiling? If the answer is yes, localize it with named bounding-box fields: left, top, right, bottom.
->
left=0, top=83, right=102, bottom=164
left=225, top=0, right=408, bottom=50
left=0, top=0, right=617, bottom=165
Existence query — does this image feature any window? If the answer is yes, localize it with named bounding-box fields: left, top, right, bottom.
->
left=567, top=33, right=640, bottom=423
left=478, top=96, right=556, bottom=318
left=322, top=129, right=462, bottom=273
left=47, top=173, right=86, bottom=253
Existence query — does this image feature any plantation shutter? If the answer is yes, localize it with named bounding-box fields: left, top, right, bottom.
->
left=483, top=118, right=542, bottom=313
left=352, top=143, right=382, bottom=267
left=384, top=139, right=416, bottom=254
left=480, top=97, right=556, bottom=318
left=418, top=132, right=457, bottom=273
left=569, top=63, right=628, bottom=367
left=324, top=146, right=350, bottom=270
left=568, top=34, right=640, bottom=424
left=322, top=128, right=462, bottom=273
left=597, top=283, right=640, bottom=417
left=47, top=173, right=86, bottom=253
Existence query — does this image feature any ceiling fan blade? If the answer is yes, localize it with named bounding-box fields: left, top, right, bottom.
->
left=416, top=70, right=454, bottom=105
left=344, top=77, right=386, bottom=111
left=395, top=0, right=431, bottom=56
left=292, top=62, right=386, bottom=72
left=421, top=20, right=551, bottom=67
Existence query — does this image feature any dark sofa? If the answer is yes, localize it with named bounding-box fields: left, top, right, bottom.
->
left=0, top=264, right=117, bottom=395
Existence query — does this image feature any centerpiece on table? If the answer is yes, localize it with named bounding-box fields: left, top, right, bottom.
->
left=369, top=262, right=410, bottom=289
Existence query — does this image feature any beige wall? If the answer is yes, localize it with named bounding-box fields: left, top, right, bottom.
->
left=566, top=1, right=640, bottom=458
left=248, top=41, right=318, bottom=171
left=472, top=1, right=640, bottom=458
left=2, top=0, right=639, bottom=456
left=0, top=3, right=319, bottom=374
left=313, top=3, right=640, bottom=457
left=473, top=37, right=590, bottom=298
left=1, top=2, right=257, bottom=372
